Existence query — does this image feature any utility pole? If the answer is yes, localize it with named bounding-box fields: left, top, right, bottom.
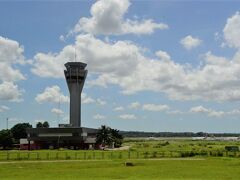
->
left=6, top=117, right=8, bottom=130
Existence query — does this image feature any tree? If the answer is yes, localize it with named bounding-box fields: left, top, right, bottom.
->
left=11, top=123, right=32, bottom=141
left=42, top=121, right=49, bottom=128
left=110, top=128, right=123, bottom=148
left=96, top=125, right=123, bottom=148
left=0, top=129, right=13, bottom=149
left=36, top=122, right=43, bottom=128
left=96, top=125, right=112, bottom=146
left=36, top=121, right=49, bottom=128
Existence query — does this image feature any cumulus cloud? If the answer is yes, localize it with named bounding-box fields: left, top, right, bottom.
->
left=82, top=93, right=95, bottom=104
left=208, top=111, right=225, bottom=118
left=167, top=110, right=185, bottom=115
left=0, top=105, right=10, bottom=112
left=180, top=35, right=202, bottom=50
left=223, top=11, right=240, bottom=48
left=142, top=104, right=169, bottom=112
left=190, top=106, right=210, bottom=113
left=190, top=106, right=225, bottom=118
left=155, top=50, right=171, bottom=61
left=71, top=0, right=168, bottom=36
left=0, top=36, right=27, bottom=82
left=31, top=33, right=240, bottom=102
left=93, top=114, right=106, bottom=120
left=96, top=98, right=107, bottom=106
left=128, top=102, right=141, bottom=109
left=35, top=85, right=69, bottom=104
left=0, top=36, right=26, bottom=65
left=0, top=82, right=23, bottom=102
left=51, top=108, right=64, bottom=115
left=114, top=106, right=124, bottom=111
left=119, top=114, right=136, bottom=119
left=0, top=36, right=28, bottom=102
left=32, top=34, right=141, bottom=79
left=31, top=11, right=240, bottom=103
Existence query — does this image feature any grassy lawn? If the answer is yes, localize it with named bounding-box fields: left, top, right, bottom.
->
left=0, top=139, right=239, bottom=161
left=0, top=158, right=240, bottom=179
left=124, top=139, right=240, bottom=152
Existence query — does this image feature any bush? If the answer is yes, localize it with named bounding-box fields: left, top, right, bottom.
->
left=143, top=143, right=150, bottom=148
left=143, top=152, right=149, bottom=158
left=151, top=151, right=157, bottom=158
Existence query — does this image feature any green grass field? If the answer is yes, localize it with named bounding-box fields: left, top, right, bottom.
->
left=0, top=139, right=239, bottom=161
left=125, top=138, right=240, bottom=152
left=0, top=158, right=240, bottom=179
left=0, top=139, right=239, bottom=179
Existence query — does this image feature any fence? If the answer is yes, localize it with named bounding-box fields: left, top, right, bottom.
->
left=0, top=150, right=239, bottom=161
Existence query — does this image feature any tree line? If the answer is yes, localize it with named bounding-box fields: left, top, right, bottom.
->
left=120, top=131, right=240, bottom=137
left=0, top=121, right=49, bottom=149
left=0, top=123, right=123, bottom=150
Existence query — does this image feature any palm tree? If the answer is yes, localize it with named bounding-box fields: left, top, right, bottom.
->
left=96, top=125, right=123, bottom=148
left=96, top=125, right=112, bottom=146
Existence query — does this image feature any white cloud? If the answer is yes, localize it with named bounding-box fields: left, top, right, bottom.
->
left=119, top=114, right=136, bottom=120
left=71, top=0, right=168, bottom=36
left=0, top=37, right=27, bottom=102
left=142, top=104, right=169, bottom=112
left=208, top=111, right=225, bottom=118
left=167, top=110, right=185, bottom=115
left=0, top=36, right=26, bottom=82
left=93, top=114, right=106, bottom=120
left=31, top=33, right=240, bottom=102
left=51, top=108, right=64, bottom=115
left=82, top=93, right=95, bottom=104
left=31, top=12, right=240, bottom=103
left=223, top=11, right=240, bottom=48
left=155, top=50, right=171, bottom=61
left=0, top=63, right=25, bottom=82
left=0, top=105, right=10, bottom=112
left=227, top=109, right=240, bottom=115
left=180, top=35, right=202, bottom=50
left=190, top=106, right=225, bottom=118
left=114, top=106, right=124, bottom=111
left=0, top=36, right=26, bottom=65
left=96, top=98, right=107, bottom=106
left=190, top=106, right=210, bottom=113
left=35, top=85, right=69, bottom=104
left=31, top=50, right=68, bottom=78
left=32, top=34, right=141, bottom=79
left=0, top=82, right=23, bottom=102
left=128, top=102, right=141, bottom=109
left=59, top=35, right=65, bottom=42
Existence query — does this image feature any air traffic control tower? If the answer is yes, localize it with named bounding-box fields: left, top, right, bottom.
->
left=26, top=61, right=97, bottom=150
left=64, top=62, right=88, bottom=127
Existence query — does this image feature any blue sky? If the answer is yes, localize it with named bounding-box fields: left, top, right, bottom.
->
left=1, top=0, right=240, bottom=133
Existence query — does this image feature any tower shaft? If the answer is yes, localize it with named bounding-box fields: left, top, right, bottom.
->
left=64, top=62, right=87, bottom=127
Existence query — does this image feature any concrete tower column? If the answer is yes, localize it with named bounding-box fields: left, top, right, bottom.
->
left=64, top=62, right=88, bottom=127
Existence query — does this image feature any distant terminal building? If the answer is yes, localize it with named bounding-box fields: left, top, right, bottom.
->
left=26, top=62, right=98, bottom=150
